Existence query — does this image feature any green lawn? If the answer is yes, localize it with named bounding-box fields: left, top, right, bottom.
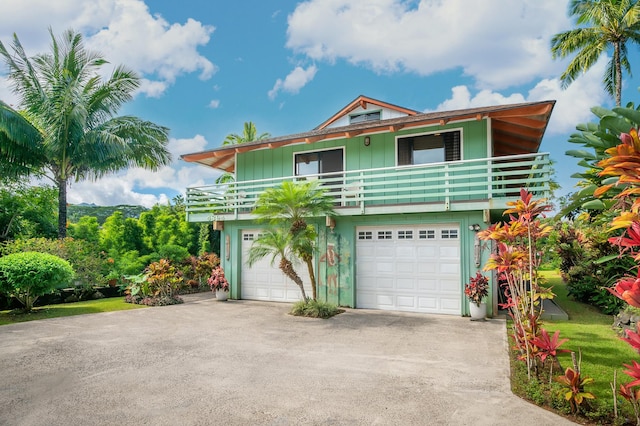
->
left=540, top=271, right=639, bottom=410
left=0, top=297, right=147, bottom=326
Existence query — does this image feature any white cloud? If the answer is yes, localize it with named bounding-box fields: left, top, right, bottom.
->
left=286, top=0, right=571, bottom=90
left=208, top=99, right=221, bottom=109
left=434, top=57, right=608, bottom=136
left=268, top=65, right=318, bottom=99
left=0, top=0, right=216, bottom=98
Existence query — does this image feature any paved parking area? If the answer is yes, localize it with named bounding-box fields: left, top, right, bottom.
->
left=0, top=294, right=574, bottom=425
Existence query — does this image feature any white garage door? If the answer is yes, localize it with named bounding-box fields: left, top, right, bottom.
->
left=241, top=230, right=311, bottom=302
left=356, top=224, right=461, bottom=315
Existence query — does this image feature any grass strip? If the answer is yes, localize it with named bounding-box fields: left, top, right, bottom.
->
left=0, top=297, right=147, bottom=326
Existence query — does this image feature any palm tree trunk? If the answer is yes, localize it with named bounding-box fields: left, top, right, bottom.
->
left=615, top=41, right=622, bottom=107
left=279, top=257, right=307, bottom=301
left=57, top=177, right=67, bottom=238
left=304, top=258, right=317, bottom=300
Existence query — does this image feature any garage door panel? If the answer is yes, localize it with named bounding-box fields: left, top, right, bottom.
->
left=356, top=224, right=461, bottom=315
left=397, top=296, right=417, bottom=309
left=377, top=278, right=394, bottom=289
left=375, top=294, right=395, bottom=307
left=418, top=278, right=437, bottom=291
left=397, top=278, right=415, bottom=290
left=418, top=297, right=438, bottom=310
left=376, top=262, right=395, bottom=273
left=440, top=246, right=459, bottom=257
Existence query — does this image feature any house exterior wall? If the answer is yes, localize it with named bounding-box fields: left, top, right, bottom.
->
left=217, top=118, right=497, bottom=316
left=235, top=120, right=488, bottom=182
left=218, top=210, right=492, bottom=317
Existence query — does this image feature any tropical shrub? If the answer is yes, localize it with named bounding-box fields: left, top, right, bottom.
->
left=185, top=252, right=220, bottom=288
left=0, top=251, right=74, bottom=311
left=557, top=221, right=631, bottom=315
left=157, top=244, right=190, bottom=264
left=290, top=299, right=342, bottom=319
left=124, top=259, right=183, bottom=306
left=1, top=237, right=109, bottom=288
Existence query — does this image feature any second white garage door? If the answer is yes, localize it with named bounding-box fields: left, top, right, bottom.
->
left=241, top=230, right=311, bottom=302
left=356, top=224, right=461, bottom=315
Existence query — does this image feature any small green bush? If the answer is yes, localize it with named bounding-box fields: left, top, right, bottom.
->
left=157, top=244, right=190, bottom=264
left=291, top=299, right=342, bottom=318
left=0, top=251, right=74, bottom=311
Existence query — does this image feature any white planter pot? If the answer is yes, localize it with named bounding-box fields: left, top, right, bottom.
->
left=215, top=290, right=229, bottom=301
left=469, top=302, right=486, bottom=321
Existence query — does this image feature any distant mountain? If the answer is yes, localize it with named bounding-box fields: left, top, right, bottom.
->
left=67, top=204, right=148, bottom=225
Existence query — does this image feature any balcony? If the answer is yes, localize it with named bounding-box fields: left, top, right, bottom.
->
left=185, top=152, right=551, bottom=222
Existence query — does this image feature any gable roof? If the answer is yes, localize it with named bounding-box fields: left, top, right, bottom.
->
left=314, top=95, right=419, bottom=130
left=181, top=99, right=555, bottom=173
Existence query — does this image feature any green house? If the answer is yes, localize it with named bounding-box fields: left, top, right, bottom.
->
left=182, top=95, right=555, bottom=317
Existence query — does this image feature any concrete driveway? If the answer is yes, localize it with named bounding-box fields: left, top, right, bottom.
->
left=0, top=293, right=574, bottom=426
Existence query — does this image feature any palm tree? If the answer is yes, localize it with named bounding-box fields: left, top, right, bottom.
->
left=215, top=122, right=270, bottom=184
left=0, top=29, right=170, bottom=237
left=252, top=181, right=335, bottom=300
left=222, top=122, right=270, bottom=146
left=551, top=0, right=640, bottom=106
left=247, top=227, right=308, bottom=300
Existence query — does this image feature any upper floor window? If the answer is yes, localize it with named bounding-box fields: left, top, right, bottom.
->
left=397, top=130, right=461, bottom=166
left=350, top=111, right=381, bottom=124
left=295, top=148, right=343, bottom=177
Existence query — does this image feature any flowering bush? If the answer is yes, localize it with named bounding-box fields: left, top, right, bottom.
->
left=208, top=266, right=229, bottom=292
left=464, top=272, right=489, bottom=307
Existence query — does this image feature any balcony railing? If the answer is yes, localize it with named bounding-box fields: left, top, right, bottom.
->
left=185, top=152, right=550, bottom=222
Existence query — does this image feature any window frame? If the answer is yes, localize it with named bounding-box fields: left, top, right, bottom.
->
left=349, top=110, right=382, bottom=125
left=395, top=128, right=464, bottom=167
left=292, top=146, right=345, bottom=178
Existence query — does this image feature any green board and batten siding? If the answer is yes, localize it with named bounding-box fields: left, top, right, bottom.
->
left=235, top=121, right=488, bottom=181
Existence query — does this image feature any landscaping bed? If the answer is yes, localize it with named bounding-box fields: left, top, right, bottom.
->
left=510, top=270, right=640, bottom=425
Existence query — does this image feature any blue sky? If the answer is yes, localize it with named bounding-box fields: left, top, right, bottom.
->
left=1, top=0, right=639, bottom=207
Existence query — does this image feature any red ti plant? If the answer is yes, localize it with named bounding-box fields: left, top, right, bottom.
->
left=478, top=189, right=553, bottom=379
left=531, top=329, right=570, bottom=364
left=619, top=383, right=640, bottom=426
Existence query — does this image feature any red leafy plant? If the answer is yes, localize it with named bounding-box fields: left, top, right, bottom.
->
left=555, top=367, right=595, bottom=414
left=464, top=272, right=489, bottom=307
left=478, top=189, right=554, bottom=379
left=208, top=265, right=230, bottom=292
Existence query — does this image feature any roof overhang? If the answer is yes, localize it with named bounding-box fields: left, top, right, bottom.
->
left=181, top=100, right=555, bottom=173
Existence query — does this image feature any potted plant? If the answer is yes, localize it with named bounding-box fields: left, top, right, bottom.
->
left=208, top=265, right=230, bottom=301
left=465, top=272, right=489, bottom=320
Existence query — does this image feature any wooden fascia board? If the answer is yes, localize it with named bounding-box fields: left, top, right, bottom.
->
left=487, top=104, right=552, bottom=119
left=181, top=149, right=228, bottom=162
left=316, top=95, right=419, bottom=130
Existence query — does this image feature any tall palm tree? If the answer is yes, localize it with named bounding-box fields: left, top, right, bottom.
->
left=215, top=122, right=270, bottom=184
left=253, top=181, right=335, bottom=300
left=247, top=227, right=308, bottom=301
left=222, top=121, right=270, bottom=146
left=0, top=29, right=171, bottom=237
left=551, top=0, right=640, bottom=106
